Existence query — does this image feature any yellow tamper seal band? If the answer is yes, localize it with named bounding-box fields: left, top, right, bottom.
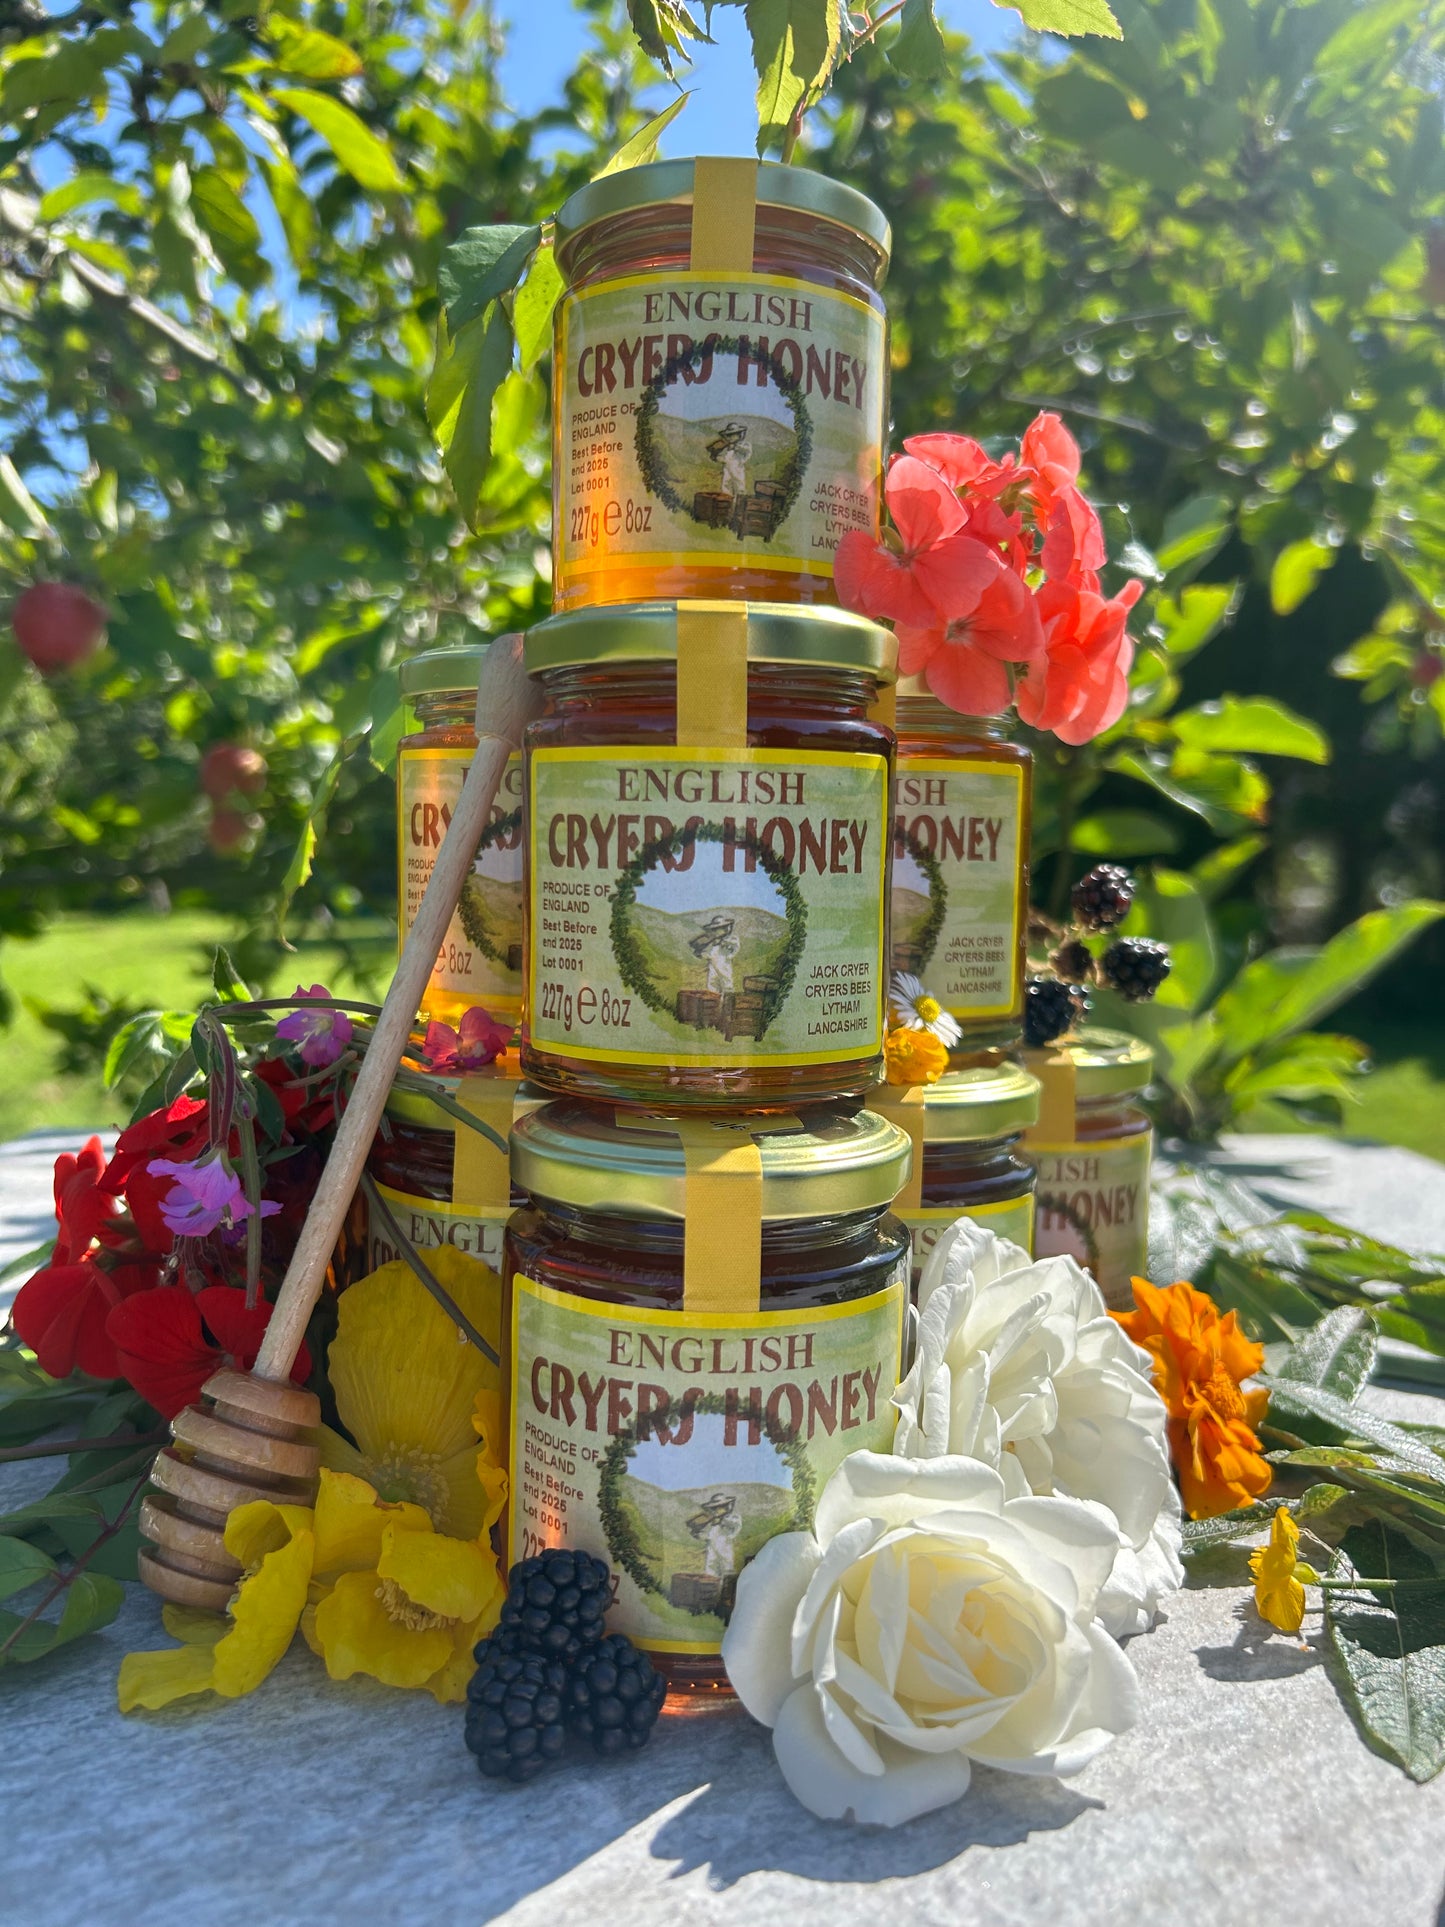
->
left=677, top=601, right=749, bottom=749
left=1020, top=1048, right=1077, bottom=1148
left=867, top=684, right=897, bottom=732
left=451, top=1074, right=521, bottom=1213
left=614, top=1111, right=766, bottom=1313
left=689, top=158, right=758, bottom=273
left=869, top=1085, right=925, bottom=1211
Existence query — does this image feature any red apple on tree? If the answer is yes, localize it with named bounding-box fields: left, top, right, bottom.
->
left=200, top=743, right=268, bottom=800
left=207, top=809, right=259, bottom=855
left=12, top=581, right=108, bottom=676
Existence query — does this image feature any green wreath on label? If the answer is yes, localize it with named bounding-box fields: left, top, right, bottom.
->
left=597, top=1390, right=816, bottom=1614
left=634, top=333, right=813, bottom=532
left=609, top=818, right=807, bottom=1039
left=891, top=823, right=948, bottom=978
left=456, top=805, right=522, bottom=967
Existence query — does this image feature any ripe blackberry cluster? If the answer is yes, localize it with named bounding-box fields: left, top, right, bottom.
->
left=463, top=1551, right=668, bottom=1786
left=1101, top=936, right=1172, bottom=1002
left=1023, top=975, right=1090, bottom=1049
left=1070, top=864, right=1135, bottom=932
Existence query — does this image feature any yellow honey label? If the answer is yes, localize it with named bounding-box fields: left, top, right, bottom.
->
left=1025, top=1132, right=1153, bottom=1311
left=397, top=748, right=524, bottom=1012
left=509, top=1270, right=906, bottom=1655
left=899, top=1192, right=1036, bottom=1282
left=364, top=1181, right=508, bottom=1275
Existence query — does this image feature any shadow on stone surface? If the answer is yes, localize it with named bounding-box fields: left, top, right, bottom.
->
left=648, top=1750, right=1099, bottom=1889
left=1194, top=1601, right=1324, bottom=1683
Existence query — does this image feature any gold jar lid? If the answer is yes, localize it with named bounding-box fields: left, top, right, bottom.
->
left=525, top=602, right=897, bottom=683
left=511, top=1100, right=911, bottom=1223
left=918, top=1062, right=1041, bottom=1143
left=383, top=1065, right=542, bottom=1135
left=1061, top=1028, right=1154, bottom=1102
left=554, top=158, right=891, bottom=268
left=399, top=644, right=485, bottom=699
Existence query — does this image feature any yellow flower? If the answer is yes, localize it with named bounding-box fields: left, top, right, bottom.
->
left=301, top=1468, right=503, bottom=1702
left=883, top=1023, right=949, bottom=1086
left=1250, top=1506, right=1307, bottom=1634
left=118, top=1499, right=314, bottom=1713
left=320, top=1246, right=504, bottom=1539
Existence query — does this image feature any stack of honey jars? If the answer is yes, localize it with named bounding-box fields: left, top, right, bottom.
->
left=373, top=159, right=1059, bottom=1696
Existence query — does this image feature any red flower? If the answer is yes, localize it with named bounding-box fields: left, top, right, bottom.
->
left=1040, top=486, right=1107, bottom=583
left=1016, top=577, right=1144, bottom=746
left=101, top=1095, right=211, bottom=1253
left=52, top=1135, right=121, bottom=1262
left=253, top=1056, right=336, bottom=1136
left=105, top=1285, right=312, bottom=1420
left=897, top=559, right=1045, bottom=716
left=10, top=1259, right=160, bottom=1380
left=836, top=456, right=1002, bottom=630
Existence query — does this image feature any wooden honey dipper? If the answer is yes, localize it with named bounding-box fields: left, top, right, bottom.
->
left=138, top=634, right=541, bottom=1612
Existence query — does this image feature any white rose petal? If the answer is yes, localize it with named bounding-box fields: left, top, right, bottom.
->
left=895, top=1225, right=1183, bottom=1638
left=721, top=1452, right=1139, bottom=1826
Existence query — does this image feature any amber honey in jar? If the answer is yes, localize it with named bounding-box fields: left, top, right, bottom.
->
left=1021, top=1028, right=1154, bottom=1311
left=892, top=683, right=1031, bottom=1051
left=364, top=1065, right=540, bottom=1277
left=397, top=643, right=525, bottom=1032
left=876, top=1060, right=1040, bottom=1285
left=504, top=1100, right=911, bottom=1692
left=521, top=600, right=897, bottom=1109
left=551, top=158, right=890, bottom=612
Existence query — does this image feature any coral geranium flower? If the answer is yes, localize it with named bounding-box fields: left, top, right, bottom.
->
left=1015, top=576, right=1143, bottom=746
left=11, top=1258, right=158, bottom=1380
left=1114, top=1279, right=1271, bottom=1520
left=302, top=1468, right=504, bottom=1702
left=896, top=556, right=1045, bottom=715
left=835, top=455, right=1002, bottom=631
left=105, top=1284, right=311, bottom=1420
left=319, top=1246, right=503, bottom=1540
left=119, top=1497, right=316, bottom=1712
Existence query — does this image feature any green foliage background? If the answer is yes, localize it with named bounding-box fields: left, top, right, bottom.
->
left=1, top=0, right=1443, bottom=1137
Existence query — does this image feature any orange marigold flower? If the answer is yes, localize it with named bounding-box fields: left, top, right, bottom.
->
left=1114, top=1277, right=1272, bottom=1520
left=883, top=1024, right=949, bottom=1086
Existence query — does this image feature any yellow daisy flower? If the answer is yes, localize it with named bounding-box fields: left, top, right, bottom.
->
left=302, top=1468, right=504, bottom=1702
left=320, top=1246, right=503, bottom=1539
left=118, top=1498, right=314, bottom=1713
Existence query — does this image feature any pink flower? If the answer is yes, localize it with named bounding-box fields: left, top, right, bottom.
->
left=275, top=984, right=354, bottom=1068
left=146, top=1156, right=281, bottom=1240
left=421, top=1004, right=512, bottom=1073
left=897, top=557, right=1045, bottom=716
left=1015, top=577, right=1144, bottom=746
left=836, top=456, right=1004, bottom=631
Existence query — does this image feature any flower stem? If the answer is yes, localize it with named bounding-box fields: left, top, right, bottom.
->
left=0, top=1465, right=152, bottom=1663
left=0, top=1429, right=167, bottom=1463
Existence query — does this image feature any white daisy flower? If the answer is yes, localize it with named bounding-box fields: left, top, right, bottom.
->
left=889, top=971, right=962, bottom=1047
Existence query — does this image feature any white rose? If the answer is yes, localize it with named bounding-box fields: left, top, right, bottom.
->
left=722, top=1452, right=1140, bottom=1826
left=894, top=1220, right=1183, bottom=1638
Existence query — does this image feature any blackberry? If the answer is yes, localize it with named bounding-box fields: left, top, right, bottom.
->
left=1071, top=864, right=1135, bottom=932
left=1066, top=980, right=1093, bottom=1028
left=464, top=1640, right=569, bottom=1783
left=566, top=1632, right=668, bottom=1758
left=1101, top=936, right=1172, bottom=1002
left=1051, top=937, right=1094, bottom=984
left=498, top=1548, right=610, bottom=1662
left=1023, top=974, right=1077, bottom=1049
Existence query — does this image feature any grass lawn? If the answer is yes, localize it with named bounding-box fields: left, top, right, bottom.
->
left=1, top=910, right=1442, bottom=1168
left=0, top=909, right=394, bottom=1140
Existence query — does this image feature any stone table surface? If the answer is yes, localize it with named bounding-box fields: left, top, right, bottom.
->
left=3, top=1128, right=1445, bottom=1927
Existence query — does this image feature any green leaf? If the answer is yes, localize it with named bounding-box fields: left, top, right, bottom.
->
left=594, top=93, right=692, bottom=179
left=1006, top=0, right=1121, bottom=35
left=267, top=18, right=364, bottom=79
left=1071, top=809, right=1180, bottom=858
left=513, top=242, right=564, bottom=373
left=272, top=88, right=403, bottom=192
left=427, top=304, right=516, bottom=529
left=39, top=173, right=144, bottom=222
left=189, top=164, right=262, bottom=262
left=0, top=1536, right=55, bottom=1602
left=275, top=753, right=346, bottom=939
left=1202, top=1251, right=1324, bottom=1346
left=1154, top=492, right=1231, bottom=579
left=627, top=0, right=709, bottom=73
left=211, top=946, right=253, bottom=1004
left=1153, top=583, right=1238, bottom=658
left=0, top=1570, right=124, bottom=1666
left=1191, top=834, right=1265, bottom=900
left=1171, top=696, right=1330, bottom=764
left=158, top=11, right=215, bottom=63
left=1326, top=1522, right=1445, bottom=1782
left=890, top=0, right=950, bottom=78
left=1270, top=538, right=1336, bottom=615
left=1211, top=903, right=1445, bottom=1063
left=1260, top=1378, right=1444, bottom=1476
left=746, top=0, right=842, bottom=154
left=1274, top=1307, right=1377, bottom=1402
left=0, top=455, right=52, bottom=537
left=1223, top=1031, right=1369, bottom=1109
left=1180, top=1502, right=1276, bottom=1556
left=438, top=223, right=541, bottom=334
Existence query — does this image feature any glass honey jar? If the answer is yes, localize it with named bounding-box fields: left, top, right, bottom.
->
left=551, top=157, right=891, bottom=613
left=1021, top=1028, right=1154, bottom=1311
left=520, top=600, right=897, bottom=1110
left=503, top=1099, right=912, bottom=1693
left=875, top=1059, right=1040, bottom=1285
left=892, top=682, right=1032, bottom=1052
left=397, top=643, right=525, bottom=1033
